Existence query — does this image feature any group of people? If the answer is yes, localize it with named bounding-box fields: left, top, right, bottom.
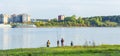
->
left=57, top=38, right=64, bottom=47
left=47, top=38, right=73, bottom=47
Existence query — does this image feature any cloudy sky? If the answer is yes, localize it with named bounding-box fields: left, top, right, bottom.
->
left=0, top=0, right=120, bottom=19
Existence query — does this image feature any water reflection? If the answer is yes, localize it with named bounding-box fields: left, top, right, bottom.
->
left=3, top=28, right=10, bottom=49
left=23, top=29, right=30, bottom=48
left=0, top=28, right=120, bottom=50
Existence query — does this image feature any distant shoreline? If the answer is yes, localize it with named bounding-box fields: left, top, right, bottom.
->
left=35, top=26, right=120, bottom=28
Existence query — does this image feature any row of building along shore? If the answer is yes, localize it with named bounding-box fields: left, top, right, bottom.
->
left=0, top=14, right=31, bottom=24
left=0, top=14, right=66, bottom=24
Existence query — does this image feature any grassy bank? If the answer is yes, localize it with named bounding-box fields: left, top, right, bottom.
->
left=0, top=45, right=120, bottom=56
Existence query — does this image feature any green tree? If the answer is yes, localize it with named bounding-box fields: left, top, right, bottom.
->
left=51, top=18, right=57, bottom=22
left=105, top=21, right=118, bottom=27
left=64, top=15, right=76, bottom=22
left=77, top=17, right=84, bottom=24
left=34, top=21, right=45, bottom=27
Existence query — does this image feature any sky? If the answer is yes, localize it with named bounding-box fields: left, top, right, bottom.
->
left=1, top=0, right=120, bottom=19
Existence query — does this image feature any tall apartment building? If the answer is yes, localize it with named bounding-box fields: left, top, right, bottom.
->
left=10, top=14, right=31, bottom=23
left=21, top=14, right=31, bottom=23
left=0, top=14, right=31, bottom=24
left=10, top=14, right=17, bottom=23
left=58, top=15, right=65, bottom=21
left=0, top=14, right=9, bottom=24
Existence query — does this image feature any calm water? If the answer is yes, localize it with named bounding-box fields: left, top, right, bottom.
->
left=0, top=27, right=120, bottom=50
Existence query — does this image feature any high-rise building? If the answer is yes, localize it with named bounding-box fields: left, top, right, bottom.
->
left=0, top=14, right=9, bottom=24
left=0, top=14, right=3, bottom=23
left=21, top=14, right=31, bottom=23
left=10, top=14, right=31, bottom=23
left=58, top=15, right=65, bottom=21
left=10, top=14, right=17, bottom=23
left=16, top=14, right=23, bottom=23
left=0, top=14, right=31, bottom=24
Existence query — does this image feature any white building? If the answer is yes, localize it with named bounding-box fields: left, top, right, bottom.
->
left=21, top=14, right=31, bottom=23
left=0, top=14, right=9, bottom=24
left=0, top=14, right=31, bottom=24
left=10, top=14, right=31, bottom=23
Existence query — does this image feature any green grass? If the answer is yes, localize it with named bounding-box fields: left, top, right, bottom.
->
left=0, top=45, right=120, bottom=56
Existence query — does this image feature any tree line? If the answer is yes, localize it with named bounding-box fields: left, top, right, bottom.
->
left=34, top=15, right=120, bottom=27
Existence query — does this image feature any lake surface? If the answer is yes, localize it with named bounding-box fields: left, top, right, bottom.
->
left=0, top=27, right=120, bottom=50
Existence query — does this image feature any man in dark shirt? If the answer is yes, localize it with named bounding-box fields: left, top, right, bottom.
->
left=57, top=40, right=59, bottom=47
left=61, top=38, right=64, bottom=47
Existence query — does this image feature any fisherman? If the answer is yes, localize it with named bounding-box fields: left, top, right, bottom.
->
left=47, top=40, right=50, bottom=47
left=71, top=41, right=73, bottom=46
left=57, top=40, right=59, bottom=47
left=61, top=38, right=64, bottom=47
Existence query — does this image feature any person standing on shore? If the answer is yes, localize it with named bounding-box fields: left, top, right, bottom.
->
left=61, top=38, right=64, bottom=47
left=71, top=41, right=73, bottom=46
left=47, top=40, right=50, bottom=47
left=57, top=40, right=59, bottom=47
